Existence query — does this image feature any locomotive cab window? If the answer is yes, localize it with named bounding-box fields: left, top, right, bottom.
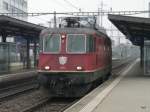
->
left=67, top=34, right=86, bottom=53
left=43, top=34, right=60, bottom=53
left=86, top=35, right=95, bottom=52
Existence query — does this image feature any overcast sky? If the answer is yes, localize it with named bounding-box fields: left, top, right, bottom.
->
left=27, top=0, right=150, bottom=44
left=28, top=0, right=148, bottom=12
left=28, top=0, right=149, bottom=24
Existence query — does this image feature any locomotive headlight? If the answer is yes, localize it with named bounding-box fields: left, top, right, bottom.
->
left=44, top=66, right=50, bottom=70
left=61, top=35, right=65, bottom=39
left=76, top=66, right=83, bottom=71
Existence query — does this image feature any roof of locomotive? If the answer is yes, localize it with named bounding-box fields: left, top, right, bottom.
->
left=40, top=27, right=109, bottom=38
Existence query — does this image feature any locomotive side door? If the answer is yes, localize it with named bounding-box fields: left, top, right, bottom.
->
left=96, top=36, right=103, bottom=66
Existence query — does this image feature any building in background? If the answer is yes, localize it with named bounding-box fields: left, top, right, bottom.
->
left=0, top=0, right=28, bottom=42
left=0, top=0, right=28, bottom=69
left=0, top=0, right=28, bottom=21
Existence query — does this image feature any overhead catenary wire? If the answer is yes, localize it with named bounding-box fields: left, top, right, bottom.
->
left=63, top=0, right=80, bottom=11
left=28, top=15, right=53, bottom=27
left=50, top=0, right=80, bottom=12
left=0, top=10, right=150, bottom=17
left=50, top=0, right=74, bottom=11
left=33, top=16, right=49, bottom=22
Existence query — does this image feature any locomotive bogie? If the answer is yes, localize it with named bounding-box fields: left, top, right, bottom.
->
left=38, top=65, right=111, bottom=97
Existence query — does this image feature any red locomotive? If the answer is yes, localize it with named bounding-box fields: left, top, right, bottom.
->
left=38, top=17, right=112, bottom=97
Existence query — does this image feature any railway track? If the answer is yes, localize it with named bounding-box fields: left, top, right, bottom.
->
left=112, top=57, right=135, bottom=74
left=0, top=71, right=38, bottom=101
left=0, top=88, right=76, bottom=112
left=0, top=90, right=50, bottom=112
left=22, top=98, right=77, bottom=112
left=0, top=80, right=39, bottom=101
left=21, top=96, right=49, bottom=112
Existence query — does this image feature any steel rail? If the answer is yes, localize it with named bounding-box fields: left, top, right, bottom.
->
left=0, top=81, right=39, bottom=101
left=21, top=97, right=50, bottom=112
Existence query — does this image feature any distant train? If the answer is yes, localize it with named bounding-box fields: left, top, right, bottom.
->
left=38, top=17, right=112, bottom=97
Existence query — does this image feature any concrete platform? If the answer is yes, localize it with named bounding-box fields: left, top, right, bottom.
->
left=64, top=59, right=150, bottom=112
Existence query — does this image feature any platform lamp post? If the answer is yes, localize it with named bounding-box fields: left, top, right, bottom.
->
left=33, top=39, right=37, bottom=68
left=99, top=0, right=104, bottom=27
left=26, top=38, right=30, bottom=69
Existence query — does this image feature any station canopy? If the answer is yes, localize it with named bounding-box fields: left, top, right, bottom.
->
left=108, top=14, right=150, bottom=46
left=0, top=15, right=46, bottom=39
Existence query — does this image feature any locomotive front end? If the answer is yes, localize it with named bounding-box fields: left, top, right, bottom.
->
left=38, top=29, right=98, bottom=97
left=37, top=17, right=111, bottom=97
